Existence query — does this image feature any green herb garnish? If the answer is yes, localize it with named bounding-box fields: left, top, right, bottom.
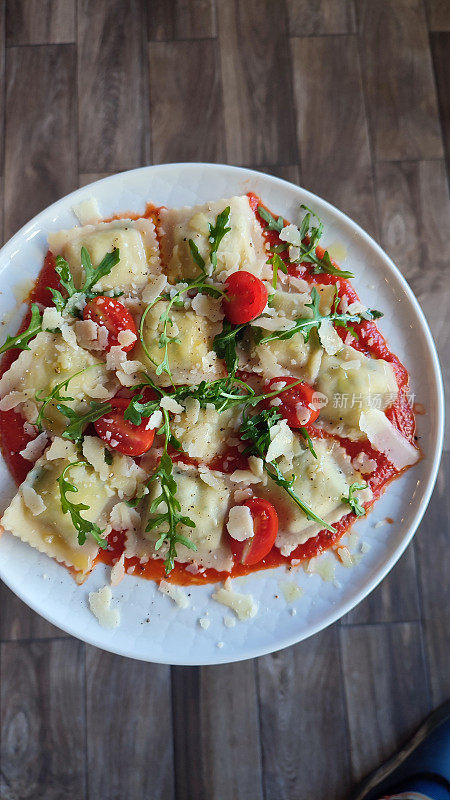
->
left=208, top=206, right=231, bottom=269
left=268, top=252, right=288, bottom=289
left=58, top=400, right=112, bottom=443
left=57, top=461, right=108, bottom=549
left=35, top=366, right=95, bottom=431
left=0, top=304, right=42, bottom=355
left=299, top=426, right=317, bottom=459
left=257, top=206, right=284, bottom=232
left=212, top=320, right=247, bottom=377
left=341, top=482, right=368, bottom=516
left=50, top=247, right=120, bottom=313
left=257, top=287, right=382, bottom=345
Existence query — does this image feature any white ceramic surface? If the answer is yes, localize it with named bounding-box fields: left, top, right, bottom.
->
left=0, top=164, right=444, bottom=664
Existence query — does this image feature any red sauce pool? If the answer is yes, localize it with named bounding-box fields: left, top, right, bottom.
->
left=0, top=196, right=417, bottom=585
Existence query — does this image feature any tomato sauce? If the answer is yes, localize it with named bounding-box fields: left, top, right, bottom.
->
left=0, top=196, right=418, bottom=585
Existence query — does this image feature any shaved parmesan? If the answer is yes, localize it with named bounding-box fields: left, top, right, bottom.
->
left=266, top=419, right=295, bottom=463
left=227, top=505, right=254, bottom=541
left=279, top=224, right=302, bottom=247
left=21, top=484, right=46, bottom=516
left=19, top=432, right=48, bottom=462
left=160, top=396, right=184, bottom=414
left=142, top=274, right=168, bottom=304
left=191, top=292, right=224, bottom=322
left=318, top=319, right=343, bottom=356
left=110, top=554, right=125, bottom=586
left=212, top=578, right=258, bottom=620
left=359, top=409, right=419, bottom=469
left=89, top=586, right=120, bottom=628
left=158, top=580, right=190, bottom=609
left=73, top=197, right=101, bottom=225
left=0, top=390, right=29, bottom=411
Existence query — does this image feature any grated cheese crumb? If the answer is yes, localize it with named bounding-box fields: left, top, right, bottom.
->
left=226, top=505, right=254, bottom=541
left=212, top=578, right=258, bottom=620
left=88, top=586, right=120, bottom=628
left=158, top=580, right=190, bottom=609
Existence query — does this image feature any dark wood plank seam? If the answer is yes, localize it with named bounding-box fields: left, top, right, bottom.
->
left=254, top=659, right=268, bottom=800
left=337, top=625, right=354, bottom=781
left=147, top=36, right=219, bottom=43
left=428, top=30, right=450, bottom=183
left=339, top=619, right=423, bottom=628
left=0, top=634, right=72, bottom=644
left=281, top=0, right=301, bottom=167
left=288, top=31, right=357, bottom=38
left=169, top=667, right=179, bottom=800
left=354, top=24, right=381, bottom=240
left=147, top=41, right=155, bottom=165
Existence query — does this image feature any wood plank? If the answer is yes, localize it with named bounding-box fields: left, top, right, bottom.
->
left=6, top=0, right=75, bottom=45
left=0, top=584, right=65, bottom=641
left=254, top=165, right=301, bottom=184
left=415, top=451, right=450, bottom=706
left=147, top=0, right=216, bottom=40
left=85, top=647, right=174, bottom=800
left=0, top=639, right=86, bottom=799
left=357, top=0, right=443, bottom=161
left=290, top=35, right=378, bottom=238
left=78, top=0, right=149, bottom=172
left=172, top=663, right=263, bottom=800
left=149, top=40, right=226, bottom=163
left=217, top=0, right=298, bottom=166
left=426, top=0, right=450, bottom=30
left=374, top=159, right=450, bottom=398
left=0, top=3, right=4, bottom=169
left=342, top=542, right=420, bottom=624
left=287, top=0, right=356, bottom=35
left=4, top=44, right=77, bottom=241
left=341, top=622, right=430, bottom=782
left=430, top=33, right=450, bottom=175
left=79, top=172, right=115, bottom=187
left=257, top=626, right=352, bottom=800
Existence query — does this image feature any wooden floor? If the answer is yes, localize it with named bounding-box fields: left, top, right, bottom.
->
left=0, top=2, right=449, bottom=798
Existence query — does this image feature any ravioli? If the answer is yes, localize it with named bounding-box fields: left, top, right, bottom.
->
left=172, top=400, right=241, bottom=461
left=316, top=345, right=398, bottom=435
left=48, top=218, right=160, bottom=293
left=135, top=300, right=224, bottom=386
left=1, top=452, right=115, bottom=578
left=0, top=331, right=117, bottom=433
left=258, top=437, right=371, bottom=556
left=141, top=465, right=233, bottom=571
left=158, top=195, right=267, bottom=283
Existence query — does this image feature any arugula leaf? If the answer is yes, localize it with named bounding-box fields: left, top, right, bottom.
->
left=212, top=320, right=247, bottom=376
left=268, top=252, right=288, bottom=289
left=35, top=364, right=103, bottom=432
left=81, top=246, right=120, bottom=295
left=146, top=449, right=197, bottom=574
left=188, top=240, right=206, bottom=273
left=123, top=393, right=160, bottom=426
left=48, top=288, right=67, bottom=313
left=55, top=255, right=77, bottom=297
left=341, top=482, right=368, bottom=516
left=59, top=400, right=112, bottom=443
left=104, top=448, right=113, bottom=465
left=240, top=409, right=336, bottom=533
left=208, top=206, right=231, bottom=269
left=57, top=461, right=108, bottom=549
left=0, top=304, right=43, bottom=355
left=258, top=287, right=383, bottom=345
left=257, top=205, right=284, bottom=232
left=299, top=427, right=317, bottom=459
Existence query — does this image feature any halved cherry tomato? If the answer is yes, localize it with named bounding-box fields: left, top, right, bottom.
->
left=229, top=498, right=278, bottom=566
left=83, top=296, right=137, bottom=352
left=223, top=271, right=268, bottom=324
left=94, top=396, right=156, bottom=456
left=266, top=376, right=320, bottom=428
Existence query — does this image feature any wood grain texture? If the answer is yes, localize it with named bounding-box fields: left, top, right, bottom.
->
left=0, top=3, right=4, bottom=169
left=0, top=584, right=65, bottom=641
left=171, top=663, right=263, bottom=800
left=218, top=0, right=298, bottom=166
left=341, top=622, right=430, bottom=782
left=79, top=172, right=115, bottom=187
left=254, top=165, right=301, bottom=184
left=4, top=44, right=77, bottom=241
left=257, top=627, right=352, bottom=800
left=78, top=0, right=149, bottom=172
left=86, top=647, right=174, bottom=800
left=430, top=33, right=450, bottom=175
left=287, top=0, right=356, bottom=35
left=149, top=40, right=226, bottom=163
left=342, top=542, right=420, bottom=624
left=415, top=453, right=450, bottom=706
left=0, top=639, right=86, bottom=799
left=147, top=0, right=216, bottom=40
left=374, top=159, right=450, bottom=413
left=290, top=35, right=378, bottom=238
left=6, top=0, right=75, bottom=45
left=357, top=0, right=443, bottom=161
left=426, top=0, right=450, bottom=30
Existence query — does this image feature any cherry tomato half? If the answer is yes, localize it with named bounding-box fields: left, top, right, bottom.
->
left=83, top=296, right=137, bottom=352
left=266, top=376, right=320, bottom=428
left=223, top=271, right=268, bottom=325
left=94, top=397, right=156, bottom=457
left=229, top=498, right=278, bottom=566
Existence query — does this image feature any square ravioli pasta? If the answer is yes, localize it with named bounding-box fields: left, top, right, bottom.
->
left=158, top=195, right=268, bottom=284
left=48, top=218, right=161, bottom=294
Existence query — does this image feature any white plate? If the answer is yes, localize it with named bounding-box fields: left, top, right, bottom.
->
left=0, top=164, right=444, bottom=664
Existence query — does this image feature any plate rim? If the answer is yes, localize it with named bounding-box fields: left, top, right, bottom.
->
left=0, top=162, right=444, bottom=664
